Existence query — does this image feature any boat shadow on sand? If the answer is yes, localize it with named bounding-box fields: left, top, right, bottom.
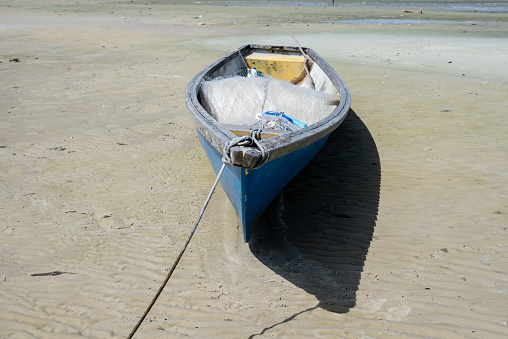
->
left=249, top=109, right=380, bottom=314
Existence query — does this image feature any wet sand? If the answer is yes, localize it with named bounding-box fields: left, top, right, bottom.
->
left=1, top=1, right=507, bottom=337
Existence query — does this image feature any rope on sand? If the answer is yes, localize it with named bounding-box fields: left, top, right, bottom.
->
left=127, top=163, right=226, bottom=338
left=128, top=135, right=269, bottom=338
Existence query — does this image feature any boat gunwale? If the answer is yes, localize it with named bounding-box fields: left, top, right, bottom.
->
left=185, top=44, right=351, bottom=165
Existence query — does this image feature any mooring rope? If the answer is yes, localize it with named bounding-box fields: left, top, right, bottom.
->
left=127, top=163, right=226, bottom=339
left=127, top=136, right=268, bottom=338
left=275, top=21, right=315, bottom=90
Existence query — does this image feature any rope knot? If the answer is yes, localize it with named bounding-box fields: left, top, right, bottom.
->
left=222, top=135, right=269, bottom=169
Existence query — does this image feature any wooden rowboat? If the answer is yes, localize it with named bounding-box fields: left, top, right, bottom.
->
left=185, top=44, right=351, bottom=242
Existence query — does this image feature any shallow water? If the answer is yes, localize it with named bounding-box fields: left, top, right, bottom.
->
left=320, top=19, right=481, bottom=24
left=219, top=0, right=508, bottom=12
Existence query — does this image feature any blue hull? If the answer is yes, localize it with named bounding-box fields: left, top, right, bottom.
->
left=198, top=131, right=329, bottom=242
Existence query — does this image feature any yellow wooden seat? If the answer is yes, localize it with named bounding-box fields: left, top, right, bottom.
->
left=244, top=53, right=306, bottom=84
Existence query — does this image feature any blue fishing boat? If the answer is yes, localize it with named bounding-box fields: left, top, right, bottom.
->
left=185, top=44, right=351, bottom=242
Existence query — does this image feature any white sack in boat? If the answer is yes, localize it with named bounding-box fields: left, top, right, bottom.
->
left=199, top=76, right=338, bottom=126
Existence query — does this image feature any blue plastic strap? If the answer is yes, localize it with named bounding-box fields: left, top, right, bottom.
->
left=262, top=111, right=307, bottom=128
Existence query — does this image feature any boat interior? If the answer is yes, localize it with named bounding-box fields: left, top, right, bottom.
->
left=199, top=48, right=340, bottom=140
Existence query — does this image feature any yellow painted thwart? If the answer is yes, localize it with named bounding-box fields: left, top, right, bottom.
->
left=244, top=53, right=306, bottom=83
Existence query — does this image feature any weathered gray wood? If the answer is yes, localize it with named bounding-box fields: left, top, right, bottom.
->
left=222, top=124, right=289, bottom=140
left=229, top=146, right=263, bottom=169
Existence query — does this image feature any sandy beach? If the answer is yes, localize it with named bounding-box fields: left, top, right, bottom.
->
left=1, top=0, right=507, bottom=337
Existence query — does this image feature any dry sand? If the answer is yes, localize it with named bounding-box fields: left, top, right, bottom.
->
left=1, top=1, right=508, bottom=338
